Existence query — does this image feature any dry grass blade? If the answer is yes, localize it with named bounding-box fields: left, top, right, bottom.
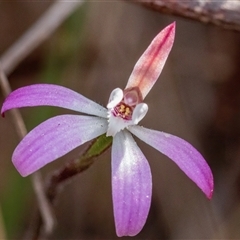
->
left=0, top=65, right=56, bottom=235
left=0, top=0, right=85, bottom=236
left=0, top=0, right=85, bottom=75
left=0, top=205, right=6, bottom=240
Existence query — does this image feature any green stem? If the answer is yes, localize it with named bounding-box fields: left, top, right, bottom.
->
left=46, top=134, right=112, bottom=202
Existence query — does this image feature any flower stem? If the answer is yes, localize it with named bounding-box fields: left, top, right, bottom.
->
left=47, top=134, right=112, bottom=202
left=32, top=134, right=112, bottom=239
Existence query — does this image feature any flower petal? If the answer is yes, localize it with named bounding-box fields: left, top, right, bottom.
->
left=106, top=114, right=127, bottom=137
left=107, top=88, right=123, bottom=109
left=132, top=103, right=148, bottom=124
left=111, top=130, right=152, bottom=236
left=1, top=84, right=107, bottom=118
left=125, top=22, right=175, bottom=99
left=129, top=126, right=214, bottom=199
left=13, top=115, right=107, bottom=176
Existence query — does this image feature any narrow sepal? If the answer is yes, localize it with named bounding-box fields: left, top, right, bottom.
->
left=13, top=115, right=107, bottom=176
left=129, top=125, right=213, bottom=199
left=1, top=84, right=107, bottom=118
left=125, top=22, right=175, bottom=99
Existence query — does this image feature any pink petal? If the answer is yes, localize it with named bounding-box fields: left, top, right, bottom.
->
left=1, top=84, right=107, bottom=118
left=125, top=22, right=175, bottom=99
left=129, top=126, right=214, bottom=199
left=13, top=115, right=107, bottom=176
left=111, top=130, right=152, bottom=237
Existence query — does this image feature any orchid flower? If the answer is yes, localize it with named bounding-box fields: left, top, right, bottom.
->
left=1, top=22, right=213, bottom=237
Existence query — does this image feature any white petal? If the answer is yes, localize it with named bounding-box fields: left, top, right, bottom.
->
left=106, top=114, right=128, bottom=137
left=132, top=103, right=148, bottom=124
left=107, top=88, right=123, bottom=109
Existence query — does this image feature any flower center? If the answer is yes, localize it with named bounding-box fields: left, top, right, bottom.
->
left=113, top=103, right=132, bottom=120
left=106, top=87, right=148, bottom=137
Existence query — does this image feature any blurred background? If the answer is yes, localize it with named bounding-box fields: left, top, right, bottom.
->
left=0, top=1, right=240, bottom=239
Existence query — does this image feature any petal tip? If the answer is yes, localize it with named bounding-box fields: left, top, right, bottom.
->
left=207, top=189, right=214, bottom=200
left=201, top=173, right=214, bottom=199
left=206, top=181, right=214, bottom=200
left=169, top=21, right=176, bottom=28
left=116, top=228, right=140, bottom=237
left=166, top=21, right=176, bottom=41
left=18, top=170, right=29, bottom=177
left=1, top=103, right=6, bottom=117
left=12, top=158, right=30, bottom=177
left=168, top=21, right=176, bottom=30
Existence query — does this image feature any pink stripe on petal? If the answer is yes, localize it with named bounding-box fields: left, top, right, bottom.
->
left=129, top=126, right=214, bottom=199
left=1, top=84, right=107, bottom=118
left=13, top=115, right=107, bottom=176
left=125, top=22, right=175, bottom=99
left=112, top=130, right=152, bottom=237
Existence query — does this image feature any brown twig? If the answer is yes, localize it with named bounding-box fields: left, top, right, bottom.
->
left=129, top=0, right=240, bottom=32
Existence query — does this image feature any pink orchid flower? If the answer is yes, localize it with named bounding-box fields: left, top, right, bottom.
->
left=1, top=22, right=213, bottom=237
